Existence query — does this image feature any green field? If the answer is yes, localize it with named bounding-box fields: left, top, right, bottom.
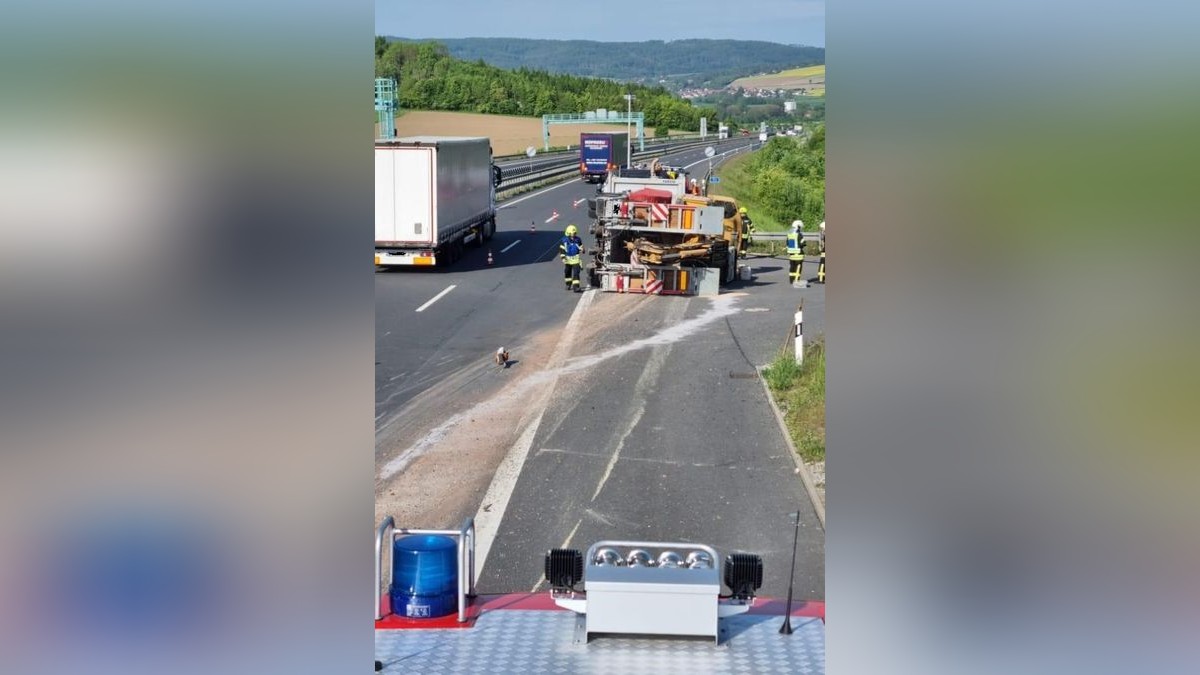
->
left=731, top=64, right=825, bottom=92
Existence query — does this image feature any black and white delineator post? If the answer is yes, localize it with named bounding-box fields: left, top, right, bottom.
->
left=793, top=301, right=804, bottom=365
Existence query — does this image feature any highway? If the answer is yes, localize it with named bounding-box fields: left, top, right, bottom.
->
left=375, top=134, right=825, bottom=601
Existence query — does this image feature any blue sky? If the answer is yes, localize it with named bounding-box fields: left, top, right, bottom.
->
left=376, top=0, right=824, bottom=48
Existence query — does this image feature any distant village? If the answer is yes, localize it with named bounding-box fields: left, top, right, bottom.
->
left=677, top=86, right=821, bottom=100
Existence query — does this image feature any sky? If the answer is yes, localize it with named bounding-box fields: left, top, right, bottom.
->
left=376, top=0, right=824, bottom=48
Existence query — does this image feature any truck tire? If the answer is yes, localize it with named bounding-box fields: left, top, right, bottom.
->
left=470, top=225, right=483, bottom=249
left=485, top=217, right=496, bottom=241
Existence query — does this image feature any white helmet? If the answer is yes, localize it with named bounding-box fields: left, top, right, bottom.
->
left=819, top=221, right=825, bottom=231
left=792, top=219, right=804, bottom=230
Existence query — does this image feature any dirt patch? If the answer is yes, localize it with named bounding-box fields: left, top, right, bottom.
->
left=378, top=110, right=663, bottom=156
left=373, top=292, right=745, bottom=529
left=374, top=326, right=565, bottom=529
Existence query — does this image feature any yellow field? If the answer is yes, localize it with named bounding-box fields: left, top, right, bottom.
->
left=375, top=110, right=670, bottom=156
left=730, top=64, right=825, bottom=93
left=777, top=65, right=826, bottom=78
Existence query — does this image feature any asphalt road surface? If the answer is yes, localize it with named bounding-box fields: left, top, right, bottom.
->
left=375, top=134, right=824, bottom=601
left=375, top=136, right=758, bottom=432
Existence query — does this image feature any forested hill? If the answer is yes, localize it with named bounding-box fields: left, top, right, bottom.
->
left=375, top=40, right=717, bottom=132
left=381, top=37, right=823, bottom=87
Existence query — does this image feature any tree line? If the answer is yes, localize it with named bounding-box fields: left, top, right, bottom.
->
left=745, top=127, right=825, bottom=230
left=375, top=39, right=718, bottom=132
left=380, top=37, right=824, bottom=88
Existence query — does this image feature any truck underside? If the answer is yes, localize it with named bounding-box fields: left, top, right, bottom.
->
left=586, top=191, right=735, bottom=296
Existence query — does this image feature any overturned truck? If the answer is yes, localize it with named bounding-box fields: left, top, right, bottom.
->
left=586, top=170, right=744, bottom=296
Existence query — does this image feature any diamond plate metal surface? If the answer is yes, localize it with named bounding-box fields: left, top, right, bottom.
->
left=375, top=609, right=824, bottom=673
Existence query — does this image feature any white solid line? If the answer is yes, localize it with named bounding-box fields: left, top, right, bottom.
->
left=473, top=290, right=597, bottom=577
left=500, top=239, right=521, bottom=253
left=498, top=178, right=577, bottom=208
left=414, top=284, right=455, bottom=312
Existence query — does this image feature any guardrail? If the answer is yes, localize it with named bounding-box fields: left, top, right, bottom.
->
left=751, top=232, right=822, bottom=241
left=496, top=136, right=755, bottom=195
left=495, top=135, right=735, bottom=177
left=493, top=133, right=704, bottom=162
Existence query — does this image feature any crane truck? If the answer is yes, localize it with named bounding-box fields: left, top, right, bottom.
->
left=585, top=165, right=748, bottom=295
left=375, top=136, right=501, bottom=268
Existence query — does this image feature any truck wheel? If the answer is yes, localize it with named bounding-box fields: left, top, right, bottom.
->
left=485, top=218, right=496, bottom=241
left=470, top=226, right=483, bottom=249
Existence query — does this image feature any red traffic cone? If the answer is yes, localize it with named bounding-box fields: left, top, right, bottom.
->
left=487, top=249, right=494, bottom=265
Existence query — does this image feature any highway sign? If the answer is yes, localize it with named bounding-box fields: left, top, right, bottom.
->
left=709, top=176, right=721, bottom=183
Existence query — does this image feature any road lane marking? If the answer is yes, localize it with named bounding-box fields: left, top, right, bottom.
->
left=498, top=178, right=577, bottom=208
left=414, top=284, right=455, bottom=312
left=473, top=289, right=597, bottom=578
left=500, top=239, right=521, bottom=253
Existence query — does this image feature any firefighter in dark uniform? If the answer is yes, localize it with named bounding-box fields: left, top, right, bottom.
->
left=738, top=206, right=755, bottom=256
left=817, top=220, right=826, bottom=283
left=787, top=219, right=804, bottom=283
left=560, top=224, right=585, bottom=292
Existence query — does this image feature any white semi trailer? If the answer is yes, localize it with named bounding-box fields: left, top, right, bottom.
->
left=375, top=136, right=500, bottom=268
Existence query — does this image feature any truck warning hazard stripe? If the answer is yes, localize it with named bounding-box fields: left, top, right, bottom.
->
left=650, top=203, right=669, bottom=222
left=645, top=279, right=664, bottom=294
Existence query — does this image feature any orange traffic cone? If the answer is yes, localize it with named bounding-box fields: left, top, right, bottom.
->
left=487, top=250, right=494, bottom=265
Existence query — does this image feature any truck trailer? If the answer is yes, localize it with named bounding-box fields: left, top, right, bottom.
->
left=579, top=131, right=630, bottom=183
left=375, top=136, right=499, bottom=268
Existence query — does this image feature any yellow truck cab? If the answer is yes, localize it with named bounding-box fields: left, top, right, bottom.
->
left=680, top=194, right=749, bottom=259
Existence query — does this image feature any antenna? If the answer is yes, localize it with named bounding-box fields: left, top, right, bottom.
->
left=779, top=509, right=801, bottom=634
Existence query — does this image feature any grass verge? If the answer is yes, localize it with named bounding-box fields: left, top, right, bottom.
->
left=762, top=338, right=825, bottom=463
left=712, top=152, right=800, bottom=233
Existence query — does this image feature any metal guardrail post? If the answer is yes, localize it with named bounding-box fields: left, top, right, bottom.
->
left=374, top=516, right=395, bottom=621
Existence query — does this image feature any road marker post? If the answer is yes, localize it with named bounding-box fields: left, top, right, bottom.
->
left=793, top=301, right=804, bottom=365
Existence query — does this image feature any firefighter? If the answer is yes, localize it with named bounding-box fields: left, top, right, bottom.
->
left=560, top=224, right=585, bottom=292
left=787, top=219, right=804, bottom=283
left=817, top=220, right=826, bottom=284
left=738, top=206, right=755, bottom=253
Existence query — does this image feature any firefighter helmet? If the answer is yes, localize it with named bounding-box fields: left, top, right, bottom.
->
left=565, top=224, right=578, bottom=236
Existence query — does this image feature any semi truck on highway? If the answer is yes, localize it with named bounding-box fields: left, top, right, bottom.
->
left=585, top=169, right=748, bottom=294
left=579, top=131, right=629, bottom=183
left=375, top=136, right=500, bottom=268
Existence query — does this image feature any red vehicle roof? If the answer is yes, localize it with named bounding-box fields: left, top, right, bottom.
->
left=627, top=188, right=674, bottom=203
